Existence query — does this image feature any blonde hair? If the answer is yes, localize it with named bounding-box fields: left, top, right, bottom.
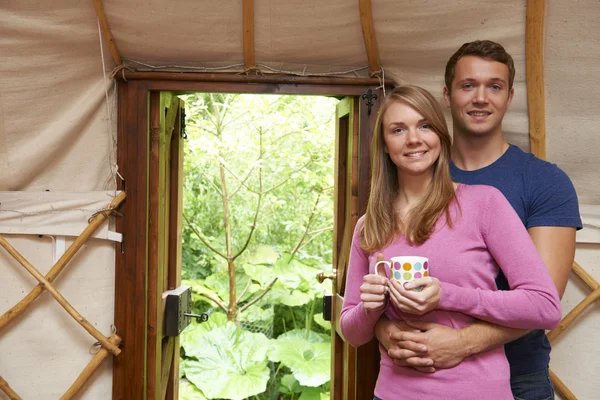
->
left=360, top=85, right=457, bottom=250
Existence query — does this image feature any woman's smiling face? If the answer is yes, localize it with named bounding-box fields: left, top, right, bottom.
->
left=382, top=100, right=441, bottom=178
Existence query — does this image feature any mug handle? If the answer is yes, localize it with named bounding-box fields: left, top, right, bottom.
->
left=375, top=260, right=390, bottom=278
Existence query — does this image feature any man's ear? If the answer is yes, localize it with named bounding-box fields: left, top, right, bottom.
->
left=507, top=87, right=515, bottom=107
left=443, top=86, right=451, bottom=108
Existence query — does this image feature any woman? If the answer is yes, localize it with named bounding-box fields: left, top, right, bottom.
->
left=339, top=86, right=561, bottom=400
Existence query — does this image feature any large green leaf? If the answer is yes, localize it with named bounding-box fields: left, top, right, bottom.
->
left=243, top=263, right=276, bottom=287
left=278, top=328, right=329, bottom=343
left=299, top=386, right=323, bottom=400
left=273, top=254, right=326, bottom=298
left=246, top=245, right=280, bottom=265
left=179, top=379, right=208, bottom=400
left=183, top=322, right=271, bottom=400
left=261, top=281, right=313, bottom=307
left=313, top=313, right=331, bottom=331
left=268, top=333, right=331, bottom=387
left=180, top=312, right=227, bottom=355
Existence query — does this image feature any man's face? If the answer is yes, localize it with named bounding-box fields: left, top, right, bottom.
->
left=443, top=56, right=514, bottom=139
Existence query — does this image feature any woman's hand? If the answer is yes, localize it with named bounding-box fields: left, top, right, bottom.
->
left=388, top=277, right=441, bottom=315
left=360, top=274, right=388, bottom=312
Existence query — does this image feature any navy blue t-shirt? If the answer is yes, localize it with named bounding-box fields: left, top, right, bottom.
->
left=450, top=144, right=582, bottom=377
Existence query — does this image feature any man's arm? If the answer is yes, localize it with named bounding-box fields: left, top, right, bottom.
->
left=379, top=226, right=576, bottom=368
left=528, top=226, right=577, bottom=297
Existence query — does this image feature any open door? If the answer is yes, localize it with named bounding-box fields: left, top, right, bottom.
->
left=329, top=91, right=381, bottom=400
left=147, top=92, right=185, bottom=399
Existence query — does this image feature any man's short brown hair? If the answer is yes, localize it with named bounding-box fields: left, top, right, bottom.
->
left=444, top=40, right=515, bottom=93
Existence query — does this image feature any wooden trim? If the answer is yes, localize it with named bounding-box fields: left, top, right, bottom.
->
left=525, top=0, right=546, bottom=159
left=573, top=261, right=599, bottom=291
left=120, top=71, right=391, bottom=86
left=114, top=79, right=390, bottom=398
left=357, top=89, right=380, bottom=216
left=146, top=92, right=163, bottom=399
left=358, top=0, right=381, bottom=74
left=0, top=375, right=22, bottom=400
left=92, top=0, right=122, bottom=65
left=242, top=0, right=255, bottom=69
left=113, top=80, right=149, bottom=400
left=165, top=101, right=184, bottom=400
left=62, top=334, right=122, bottom=400
left=547, top=287, right=600, bottom=343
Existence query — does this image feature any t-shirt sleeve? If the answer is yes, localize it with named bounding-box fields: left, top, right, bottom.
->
left=438, top=188, right=562, bottom=329
left=339, top=217, right=385, bottom=347
left=526, top=161, right=582, bottom=229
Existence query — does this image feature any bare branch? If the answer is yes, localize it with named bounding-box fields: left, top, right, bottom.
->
left=229, top=163, right=259, bottom=198
left=239, top=278, right=278, bottom=314
left=220, top=160, right=259, bottom=195
left=236, top=278, right=252, bottom=303
left=297, top=226, right=334, bottom=254
left=262, top=158, right=314, bottom=195
left=198, top=291, right=228, bottom=313
left=290, top=193, right=322, bottom=258
left=233, top=191, right=262, bottom=260
left=187, top=123, right=218, bottom=137
left=197, top=170, right=223, bottom=196
left=183, top=214, right=227, bottom=260
left=233, top=129, right=265, bottom=260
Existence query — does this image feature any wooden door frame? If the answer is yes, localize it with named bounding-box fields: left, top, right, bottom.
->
left=114, top=75, right=389, bottom=399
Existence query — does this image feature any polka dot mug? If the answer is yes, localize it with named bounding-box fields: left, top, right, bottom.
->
left=375, top=256, right=429, bottom=290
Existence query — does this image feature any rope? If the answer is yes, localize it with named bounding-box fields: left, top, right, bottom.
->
left=97, top=19, right=122, bottom=193
left=118, top=58, right=371, bottom=78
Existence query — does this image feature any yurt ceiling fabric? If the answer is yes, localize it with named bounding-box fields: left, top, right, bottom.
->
left=0, top=0, right=598, bottom=204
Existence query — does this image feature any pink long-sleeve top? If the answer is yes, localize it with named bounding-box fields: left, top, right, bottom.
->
left=340, top=184, right=561, bottom=400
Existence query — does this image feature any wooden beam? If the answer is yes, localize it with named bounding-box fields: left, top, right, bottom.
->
left=0, top=375, right=22, bottom=400
left=573, top=261, right=599, bottom=291
left=113, top=80, right=149, bottom=400
left=120, top=71, right=392, bottom=87
left=525, top=0, right=546, bottom=159
left=547, top=287, right=600, bottom=343
left=358, top=0, right=381, bottom=75
left=92, top=0, right=123, bottom=66
left=549, top=369, right=578, bottom=400
left=242, top=0, right=256, bottom=69
left=61, top=334, right=122, bottom=400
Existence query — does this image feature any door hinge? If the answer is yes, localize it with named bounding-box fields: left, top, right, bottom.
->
left=180, top=107, right=187, bottom=139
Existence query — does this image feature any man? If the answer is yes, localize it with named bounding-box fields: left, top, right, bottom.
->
left=374, top=40, right=581, bottom=400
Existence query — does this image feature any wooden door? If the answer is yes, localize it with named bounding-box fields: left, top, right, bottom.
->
left=148, top=92, right=185, bottom=400
left=330, top=91, right=381, bottom=400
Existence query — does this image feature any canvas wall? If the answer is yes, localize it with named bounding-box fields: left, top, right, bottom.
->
left=0, top=0, right=598, bottom=398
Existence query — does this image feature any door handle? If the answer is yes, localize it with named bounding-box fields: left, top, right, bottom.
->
left=317, top=270, right=336, bottom=283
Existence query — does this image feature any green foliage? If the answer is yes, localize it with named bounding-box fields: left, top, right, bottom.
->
left=180, top=93, right=337, bottom=399
left=182, top=321, right=271, bottom=400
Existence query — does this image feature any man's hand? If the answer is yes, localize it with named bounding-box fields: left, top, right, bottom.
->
left=374, top=319, right=436, bottom=373
left=392, top=321, right=470, bottom=370
left=359, top=274, right=388, bottom=312
left=387, top=277, right=441, bottom=315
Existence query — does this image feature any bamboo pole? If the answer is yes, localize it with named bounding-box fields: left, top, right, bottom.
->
left=525, top=0, right=546, bottom=159
left=0, top=375, right=22, bottom=400
left=572, top=261, right=599, bottom=291
left=242, top=0, right=255, bottom=69
left=547, top=287, right=600, bottom=343
left=0, top=191, right=126, bottom=331
left=0, top=236, right=121, bottom=356
left=92, top=0, right=122, bottom=65
left=549, top=368, right=578, bottom=400
left=59, top=334, right=122, bottom=400
left=358, top=0, right=381, bottom=74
